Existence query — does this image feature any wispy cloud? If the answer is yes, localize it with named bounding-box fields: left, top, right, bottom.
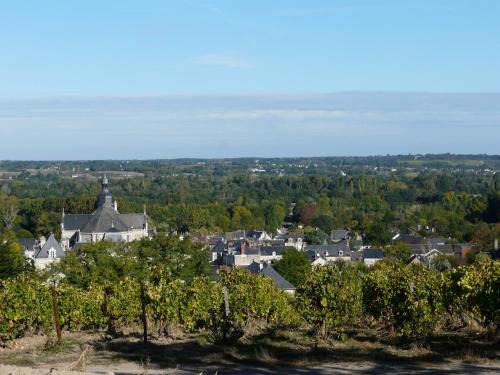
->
left=275, top=1, right=455, bottom=17
left=179, top=0, right=223, bottom=14
left=190, top=53, right=254, bottom=69
left=0, top=93, right=498, bottom=159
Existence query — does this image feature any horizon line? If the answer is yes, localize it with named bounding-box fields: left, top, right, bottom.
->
left=1, top=153, right=499, bottom=163
left=1, top=91, right=500, bottom=101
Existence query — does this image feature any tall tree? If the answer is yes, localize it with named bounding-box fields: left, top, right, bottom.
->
left=0, top=194, right=18, bottom=230
left=0, top=231, right=28, bottom=279
left=274, top=248, right=311, bottom=287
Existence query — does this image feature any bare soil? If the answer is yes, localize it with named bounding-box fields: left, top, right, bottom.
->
left=0, top=329, right=498, bottom=375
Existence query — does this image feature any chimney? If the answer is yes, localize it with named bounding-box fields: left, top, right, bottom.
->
left=241, top=241, right=246, bottom=255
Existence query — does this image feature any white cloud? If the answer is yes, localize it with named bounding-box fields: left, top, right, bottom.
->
left=0, top=93, right=498, bottom=159
left=190, top=53, right=254, bottom=69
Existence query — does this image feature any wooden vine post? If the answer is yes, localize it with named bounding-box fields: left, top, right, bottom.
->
left=51, top=284, right=62, bottom=342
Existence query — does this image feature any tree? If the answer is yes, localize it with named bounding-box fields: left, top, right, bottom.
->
left=231, top=205, right=253, bottom=229
left=264, top=201, right=286, bottom=232
left=430, top=253, right=457, bottom=272
left=0, top=231, right=29, bottom=279
left=299, top=202, right=319, bottom=225
left=0, top=194, right=18, bottom=230
left=273, top=248, right=311, bottom=287
left=364, top=220, right=391, bottom=246
left=384, top=241, right=412, bottom=263
left=145, top=235, right=210, bottom=282
left=304, top=226, right=331, bottom=245
left=472, top=222, right=497, bottom=253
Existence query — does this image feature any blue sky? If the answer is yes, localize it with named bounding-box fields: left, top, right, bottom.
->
left=0, top=1, right=499, bottom=158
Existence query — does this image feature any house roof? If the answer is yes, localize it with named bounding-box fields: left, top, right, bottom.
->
left=429, top=237, right=449, bottom=245
left=242, top=247, right=260, bottom=256
left=311, top=256, right=329, bottom=266
left=396, top=234, right=427, bottom=245
left=225, top=230, right=246, bottom=241
left=432, top=244, right=455, bottom=254
left=34, top=234, right=64, bottom=259
left=18, top=238, right=38, bottom=251
left=306, top=242, right=351, bottom=259
left=212, top=239, right=227, bottom=253
left=260, top=246, right=287, bottom=256
left=246, top=260, right=261, bottom=274
left=260, top=264, right=295, bottom=290
left=362, top=248, right=384, bottom=259
left=331, top=229, right=349, bottom=241
left=246, top=230, right=265, bottom=239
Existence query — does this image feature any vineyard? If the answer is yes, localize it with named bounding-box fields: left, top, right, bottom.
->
left=1, top=257, right=498, bottom=346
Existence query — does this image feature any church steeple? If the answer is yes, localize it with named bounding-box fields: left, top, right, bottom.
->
left=102, top=174, right=109, bottom=193
left=96, top=175, right=117, bottom=211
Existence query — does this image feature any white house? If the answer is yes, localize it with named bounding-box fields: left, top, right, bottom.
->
left=22, top=234, right=65, bottom=270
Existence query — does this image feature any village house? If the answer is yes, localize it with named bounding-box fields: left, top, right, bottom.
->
left=409, top=249, right=443, bottom=266
left=21, top=234, right=65, bottom=270
left=260, top=245, right=287, bottom=262
left=223, top=240, right=261, bottom=267
left=306, top=242, right=351, bottom=264
left=278, top=233, right=306, bottom=250
left=330, top=229, right=350, bottom=243
left=360, top=248, right=384, bottom=266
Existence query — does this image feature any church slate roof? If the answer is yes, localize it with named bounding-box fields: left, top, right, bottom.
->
left=119, top=213, right=146, bottom=229
left=62, top=176, right=147, bottom=237
left=81, top=206, right=129, bottom=233
left=63, top=214, right=92, bottom=230
left=64, top=211, right=145, bottom=233
left=35, top=234, right=65, bottom=259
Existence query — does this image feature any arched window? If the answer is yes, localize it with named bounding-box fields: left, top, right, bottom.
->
left=49, top=249, right=56, bottom=258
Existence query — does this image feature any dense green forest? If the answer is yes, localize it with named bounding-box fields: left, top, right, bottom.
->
left=0, top=155, right=498, bottom=248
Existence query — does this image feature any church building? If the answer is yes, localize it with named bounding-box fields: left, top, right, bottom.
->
left=61, top=176, right=150, bottom=248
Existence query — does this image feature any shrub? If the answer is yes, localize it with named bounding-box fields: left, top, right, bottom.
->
left=363, top=262, right=444, bottom=339
left=443, top=257, right=499, bottom=328
left=296, top=261, right=363, bottom=339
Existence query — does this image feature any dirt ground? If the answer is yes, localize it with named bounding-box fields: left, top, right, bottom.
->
left=0, top=330, right=499, bottom=375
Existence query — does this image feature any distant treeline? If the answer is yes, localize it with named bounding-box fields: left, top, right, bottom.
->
left=0, top=155, right=498, bottom=249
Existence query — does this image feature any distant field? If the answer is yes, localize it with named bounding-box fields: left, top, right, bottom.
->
left=403, top=159, right=488, bottom=167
